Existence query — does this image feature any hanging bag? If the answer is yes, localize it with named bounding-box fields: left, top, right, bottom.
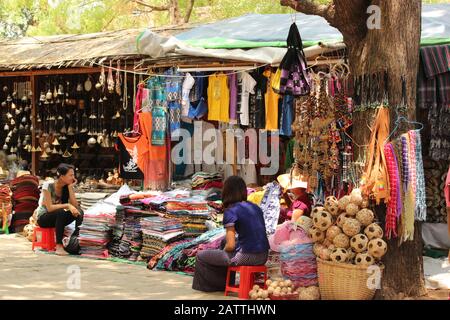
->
left=274, top=23, right=311, bottom=96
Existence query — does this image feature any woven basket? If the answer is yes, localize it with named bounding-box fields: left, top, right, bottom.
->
left=317, top=258, right=384, bottom=300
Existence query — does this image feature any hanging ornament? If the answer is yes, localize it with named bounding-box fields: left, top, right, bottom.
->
left=71, top=142, right=80, bottom=149
left=84, top=76, right=93, bottom=92
left=36, top=145, right=42, bottom=152
left=52, top=138, right=60, bottom=146
left=62, top=150, right=72, bottom=158
left=115, top=60, right=122, bottom=96
left=99, top=65, right=106, bottom=87
left=107, top=61, right=115, bottom=93
left=46, top=89, right=53, bottom=100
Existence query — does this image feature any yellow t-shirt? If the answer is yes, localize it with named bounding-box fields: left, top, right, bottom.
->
left=264, top=70, right=280, bottom=131
left=207, top=73, right=230, bottom=122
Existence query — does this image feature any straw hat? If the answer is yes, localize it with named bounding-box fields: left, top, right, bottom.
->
left=277, top=173, right=307, bottom=190
left=16, top=170, right=31, bottom=178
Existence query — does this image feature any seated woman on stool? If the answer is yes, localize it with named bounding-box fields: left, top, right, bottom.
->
left=192, top=176, right=269, bottom=292
left=35, top=163, right=83, bottom=256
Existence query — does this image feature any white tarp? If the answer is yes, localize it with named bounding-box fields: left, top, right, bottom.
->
left=137, top=30, right=344, bottom=65
left=137, top=29, right=287, bottom=65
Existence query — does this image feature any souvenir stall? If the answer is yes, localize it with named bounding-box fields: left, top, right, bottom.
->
left=9, top=5, right=449, bottom=300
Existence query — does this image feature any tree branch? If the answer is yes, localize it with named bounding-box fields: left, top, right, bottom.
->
left=184, top=0, right=195, bottom=23
left=280, top=0, right=335, bottom=21
left=132, top=0, right=170, bottom=11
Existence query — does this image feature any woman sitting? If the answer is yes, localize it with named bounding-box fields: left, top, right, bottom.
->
left=278, top=174, right=311, bottom=224
left=192, top=176, right=269, bottom=292
left=35, top=163, right=83, bottom=256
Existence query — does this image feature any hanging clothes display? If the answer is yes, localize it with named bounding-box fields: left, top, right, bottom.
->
left=264, top=69, right=281, bottom=131
left=181, top=73, right=195, bottom=120
left=228, top=73, right=238, bottom=123
left=279, top=95, right=294, bottom=136
left=165, top=69, right=183, bottom=133
left=117, top=134, right=147, bottom=180
left=237, top=71, right=257, bottom=126
left=148, top=76, right=167, bottom=146
left=249, top=70, right=267, bottom=129
left=207, top=73, right=229, bottom=122
left=417, top=45, right=450, bottom=161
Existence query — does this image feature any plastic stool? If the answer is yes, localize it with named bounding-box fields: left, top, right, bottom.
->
left=225, top=265, right=268, bottom=299
left=32, top=227, right=56, bottom=251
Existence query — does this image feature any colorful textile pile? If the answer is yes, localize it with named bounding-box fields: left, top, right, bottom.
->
left=10, top=175, right=39, bottom=232
left=164, top=200, right=213, bottom=236
left=140, top=216, right=184, bottom=260
left=79, top=203, right=116, bottom=258
left=191, top=172, right=223, bottom=190
left=0, top=184, right=12, bottom=232
left=108, top=205, right=159, bottom=261
left=150, top=227, right=225, bottom=274
left=79, top=211, right=115, bottom=259
left=280, top=242, right=318, bottom=288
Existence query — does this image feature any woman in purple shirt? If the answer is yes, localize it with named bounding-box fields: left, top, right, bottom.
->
left=192, top=176, right=269, bottom=292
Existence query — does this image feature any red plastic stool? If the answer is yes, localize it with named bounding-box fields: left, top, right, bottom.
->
left=225, top=265, right=268, bottom=299
left=32, top=227, right=56, bottom=251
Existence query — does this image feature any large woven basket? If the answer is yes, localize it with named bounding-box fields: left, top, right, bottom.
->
left=317, top=258, right=384, bottom=300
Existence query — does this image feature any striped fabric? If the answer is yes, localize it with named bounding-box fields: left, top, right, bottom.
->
left=420, top=45, right=450, bottom=78
left=384, top=143, right=400, bottom=239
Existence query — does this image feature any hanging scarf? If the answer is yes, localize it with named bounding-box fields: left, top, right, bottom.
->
left=413, top=130, right=427, bottom=221
left=401, top=134, right=415, bottom=242
left=384, top=142, right=400, bottom=239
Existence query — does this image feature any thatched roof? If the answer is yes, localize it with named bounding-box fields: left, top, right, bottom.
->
left=0, top=26, right=191, bottom=71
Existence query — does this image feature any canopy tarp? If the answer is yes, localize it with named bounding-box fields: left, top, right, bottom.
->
left=175, top=4, right=450, bottom=49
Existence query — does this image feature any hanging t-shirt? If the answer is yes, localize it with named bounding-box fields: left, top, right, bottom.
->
left=238, top=72, right=257, bottom=126
left=279, top=95, right=294, bottom=136
left=228, top=73, right=238, bottom=123
left=264, top=69, right=280, bottom=131
left=207, top=73, right=230, bottom=122
left=117, top=134, right=147, bottom=180
left=181, top=73, right=195, bottom=119
left=249, top=71, right=267, bottom=129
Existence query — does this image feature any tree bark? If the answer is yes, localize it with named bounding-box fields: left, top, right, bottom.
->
left=281, top=0, right=426, bottom=299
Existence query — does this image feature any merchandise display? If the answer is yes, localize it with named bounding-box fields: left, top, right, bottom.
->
left=309, top=189, right=386, bottom=265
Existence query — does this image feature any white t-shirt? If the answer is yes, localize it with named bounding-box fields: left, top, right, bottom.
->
left=238, top=72, right=257, bottom=126
left=181, top=73, right=195, bottom=118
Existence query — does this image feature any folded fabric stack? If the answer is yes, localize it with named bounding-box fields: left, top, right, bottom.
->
left=79, top=209, right=115, bottom=259
left=108, top=206, right=126, bottom=257
left=191, top=172, right=223, bottom=190
left=0, top=184, right=12, bottom=233
left=79, top=192, right=109, bottom=212
left=152, top=228, right=225, bottom=274
left=110, top=206, right=159, bottom=261
left=140, top=216, right=184, bottom=260
left=10, top=175, right=39, bottom=232
left=164, top=200, right=214, bottom=237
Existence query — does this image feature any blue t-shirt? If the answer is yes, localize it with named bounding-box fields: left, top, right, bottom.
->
left=223, top=201, right=270, bottom=254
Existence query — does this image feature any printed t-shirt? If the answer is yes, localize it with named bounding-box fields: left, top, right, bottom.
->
left=207, top=73, right=230, bottom=122
left=238, top=72, right=257, bottom=126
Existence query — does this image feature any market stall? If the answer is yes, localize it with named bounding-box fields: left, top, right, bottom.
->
left=4, top=3, right=449, bottom=300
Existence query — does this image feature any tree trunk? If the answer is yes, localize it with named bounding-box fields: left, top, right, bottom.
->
left=281, top=0, right=427, bottom=299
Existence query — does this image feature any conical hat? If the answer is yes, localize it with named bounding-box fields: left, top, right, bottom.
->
left=277, top=173, right=307, bottom=190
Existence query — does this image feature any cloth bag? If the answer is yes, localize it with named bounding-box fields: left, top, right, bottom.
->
left=273, top=23, right=311, bottom=96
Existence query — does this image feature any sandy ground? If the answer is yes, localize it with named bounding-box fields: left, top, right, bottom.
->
left=0, top=234, right=231, bottom=300
left=1, top=233, right=448, bottom=300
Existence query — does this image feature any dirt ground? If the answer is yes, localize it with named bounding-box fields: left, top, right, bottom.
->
left=1, top=233, right=447, bottom=300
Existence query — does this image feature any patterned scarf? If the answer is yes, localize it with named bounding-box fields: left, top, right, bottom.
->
left=413, top=130, right=427, bottom=221
left=402, top=133, right=415, bottom=242
left=384, top=142, right=400, bottom=239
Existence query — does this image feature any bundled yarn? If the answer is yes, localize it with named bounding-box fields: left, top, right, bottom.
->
left=280, top=242, right=318, bottom=287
